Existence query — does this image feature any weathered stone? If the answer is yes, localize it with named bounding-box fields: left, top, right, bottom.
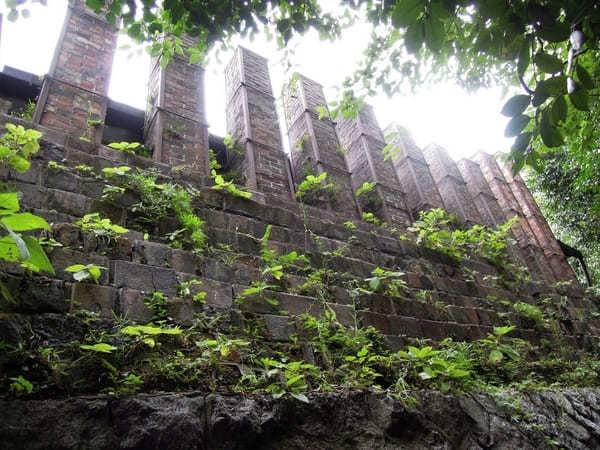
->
left=118, top=288, right=154, bottom=323
left=111, top=260, right=177, bottom=295
left=71, top=283, right=117, bottom=319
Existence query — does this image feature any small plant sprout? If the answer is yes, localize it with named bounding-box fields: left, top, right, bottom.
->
left=211, top=169, right=252, bottom=199
left=356, top=181, right=376, bottom=197
left=108, top=141, right=141, bottom=154
left=66, top=264, right=106, bottom=283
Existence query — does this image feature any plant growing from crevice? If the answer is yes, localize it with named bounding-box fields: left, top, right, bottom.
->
left=296, top=172, right=337, bottom=204
left=76, top=212, right=128, bottom=244
left=108, top=141, right=152, bottom=158
left=66, top=263, right=106, bottom=283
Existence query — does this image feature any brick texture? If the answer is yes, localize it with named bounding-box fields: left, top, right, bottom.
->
left=284, top=75, right=358, bottom=218
left=337, top=105, right=412, bottom=227
left=225, top=47, right=294, bottom=200
left=423, top=143, right=482, bottom=225
left=34, top=0, right=118, bottom=143
left=383, top=123, right=445, bottom=217
left=144, top=34, right=209, bottom=171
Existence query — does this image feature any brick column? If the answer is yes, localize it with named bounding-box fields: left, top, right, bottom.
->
left=457, top=157, right=531, bottom=269
left=499, top=164, right=577, bottom=282
left=336, top=105, right=412, bottom=228
left=383, top=123, right=444, bottom=216
left=422, top=143, right=482, bottom=225
left=144, top=34, right=209, bottom=171
left=284, top=75, right=358, bottom=217
left=457, top=158, right=506, bottom=227
left=224, top=47, right=294, bottom=200
left=472, top=152, right=554, bottom=281
left=33, top=0, right=118, bottom=144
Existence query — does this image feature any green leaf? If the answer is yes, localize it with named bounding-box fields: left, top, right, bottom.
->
left=23, top=237, right=54, bottom=274
left=543, top=76, right=567, bottom=96
left=500, top=95, right=530, bottom=117
left=424, top=16, right=444, bottom=53
left=368, top=277, right=381, bottom=292
left=534, top=52, right=563, bottom=73
left=576, top=64, right=593, bottom=89
left=551, top=96, right=567, bottom=124
left=517, top=36, right=531, bottom=77
left=504, top=115, right=530, bottom=137
left=537, top=22, right=570, bottom=43
left=1, top=213, right=50, bottom=231
left=531, top=83, right=549, bottom=107
left=80, top=343, right=117, bottom=353
left=0, top=279, right=15, bottom=303
left=488, top=349, right=503, bottom=364
left=392, top=0, right=423, bottom=28
left=404, top=21, right=423, bottom=54
left=6, top=228, right=29, bottom=260
left=540, top=110, right=563, bottom=148
left=8, top=154, right=30, bottom=173
left=0, top=193, right=19, bottom=215
left=511, top=132, right=532, bottom=154
left=66, top=264, right=86, bottom=273
left=290, top=392, right=310, bottom=403
left=569, top=88, right=589, bottom=111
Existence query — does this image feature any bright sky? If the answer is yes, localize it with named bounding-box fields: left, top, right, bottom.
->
left=0, top=1, right=515, bottom=160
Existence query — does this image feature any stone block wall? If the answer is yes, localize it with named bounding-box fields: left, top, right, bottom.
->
left=6, top=0, right=584, bottom=354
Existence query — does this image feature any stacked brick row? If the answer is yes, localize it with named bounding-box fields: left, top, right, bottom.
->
left=24, top=0, right=576, bottom=286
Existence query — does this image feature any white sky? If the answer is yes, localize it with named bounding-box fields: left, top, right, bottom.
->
left=0, top=0, right=515, bottom=160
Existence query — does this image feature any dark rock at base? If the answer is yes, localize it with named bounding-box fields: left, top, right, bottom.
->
left=2, top=389, right=600, bottom=449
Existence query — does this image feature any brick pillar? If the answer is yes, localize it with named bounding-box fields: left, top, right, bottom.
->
left=33, top=0, right=118, bottom=144
left=284, top=74, right=358, bottom=217
left=472, top=152, right=555, bottom=281
left=224, top=47, right=294, bottom=200
left=336, top=105, right=412, bottom=227
left=499, top=164, right=577, bottom=282
left=422, top=143, right=482, bottom=225
left=457, top=158, right=506, bottom=227
left=383, top=123, right=444, bottom=216
left=457, top=157, right=532, bottom=270
left=144, top=35, right=209, bottom=171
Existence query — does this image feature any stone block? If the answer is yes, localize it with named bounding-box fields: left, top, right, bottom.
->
left=133, top=240, right=170, bottom=267
left=262, top=314, right=296, bottom=341
left=119, top=288, right=153, bottom=323
left=0, top=274, right=69, bottom=314
left=358, top=311, right=390, bottom=334
left=168, top=249, right=198, bottom=274
left=71, top=283, right=117, bottom=319
left=278, top=292, right=323, bottom=317
left=176, top=274, right=233, bottom=308
left=49, top=248, right=110, bottom=284
left=111, top=260, right=177, bottom=295
left=388, top=315, right=423, bottom=337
